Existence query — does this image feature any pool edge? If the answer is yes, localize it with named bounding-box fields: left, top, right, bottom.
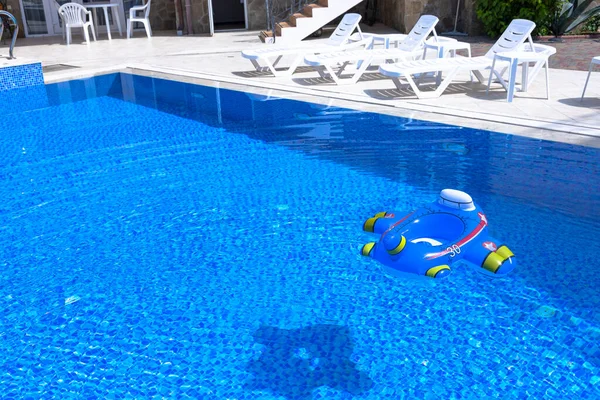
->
left=43, top=63, right=600, bottom=149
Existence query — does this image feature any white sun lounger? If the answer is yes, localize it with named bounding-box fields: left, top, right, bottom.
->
left=241, top=13, right=369, bottom=77
left=303, top=15, right=440, bottom=85
left=378, top=19, right=538, bottom=99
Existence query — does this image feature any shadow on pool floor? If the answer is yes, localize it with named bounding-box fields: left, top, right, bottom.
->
left=245, top=324, right=373, bottom=399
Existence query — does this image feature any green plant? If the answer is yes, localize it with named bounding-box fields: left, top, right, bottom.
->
left=548, top=0, right=600, bottom=36
left=476, top=0, right=554, bottom=37
left=580, top=13, right=600, bottom=32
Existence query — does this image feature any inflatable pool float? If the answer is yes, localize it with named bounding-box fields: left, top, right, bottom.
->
left=360, top=189, right=516, bottom=279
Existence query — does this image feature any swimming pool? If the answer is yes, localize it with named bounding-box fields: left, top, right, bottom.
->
left=1, top=72, right=599, bottom=399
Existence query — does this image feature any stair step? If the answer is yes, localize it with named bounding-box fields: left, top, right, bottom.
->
left=275, top=22, right=291, bottom=36
left=260, top=0, right=361, bottom=44
left=302, top=4, right=323, bottom=17
left=259, top=30, right=277, bottom=43
left=289, top=13, right=307, bottom=27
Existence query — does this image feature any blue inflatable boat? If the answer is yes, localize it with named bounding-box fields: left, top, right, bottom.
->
left=360, top=189, right=516, bottom=279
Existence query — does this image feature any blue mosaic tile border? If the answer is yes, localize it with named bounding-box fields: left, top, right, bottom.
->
left=0, top=62, right=44, bottom=91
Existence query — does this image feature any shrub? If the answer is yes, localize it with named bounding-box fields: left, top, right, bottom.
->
left=546, top=0, right=600, bottom=36
left=581, top=14, right=600, bottom=32
left=476, top=0, right=554, bottom=37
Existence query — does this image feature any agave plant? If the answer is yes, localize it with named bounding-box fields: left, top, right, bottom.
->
left=549, top=0, right=600, bottom=37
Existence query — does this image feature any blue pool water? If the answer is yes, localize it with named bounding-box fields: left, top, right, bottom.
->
left=1, top=73, right=599, bottom=399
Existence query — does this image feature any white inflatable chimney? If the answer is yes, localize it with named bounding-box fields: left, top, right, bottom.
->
left=438, top=189, right=475, bottom=211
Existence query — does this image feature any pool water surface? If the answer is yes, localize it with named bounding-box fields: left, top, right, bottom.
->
left=1, top=73, right=599, bottom=399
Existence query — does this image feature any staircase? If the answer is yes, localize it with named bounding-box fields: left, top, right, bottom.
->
left=259, top=0, right=364, bottom=44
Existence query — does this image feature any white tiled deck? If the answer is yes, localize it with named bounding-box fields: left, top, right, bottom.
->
left=7, top=29, right=600, bottom=148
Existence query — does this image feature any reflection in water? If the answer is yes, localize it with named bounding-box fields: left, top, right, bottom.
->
left=246, top=324, right=373, bottom=399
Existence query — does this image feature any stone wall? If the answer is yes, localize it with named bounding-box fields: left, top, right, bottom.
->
left=190, top=0, right=210, bottom=33
left=376, top=0, right=479, bottom=35
left=6, top=0, right=25, bottom=38
left=461, top=0, right=483, bottom=37
left=247, top=0, right=266, bottom=30
left=378, top=0, right=404, bottom=31
left=150, top=0, right=177, bottom=31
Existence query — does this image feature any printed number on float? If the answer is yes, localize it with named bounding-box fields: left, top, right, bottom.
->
left=446, top=244, right=461, bottom=258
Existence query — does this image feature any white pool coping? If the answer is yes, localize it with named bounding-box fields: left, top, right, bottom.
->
left=0, top=56, right=41, bottom=68
left=16, top=30, right=598, bottom=149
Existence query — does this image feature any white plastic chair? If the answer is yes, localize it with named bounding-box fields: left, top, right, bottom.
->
left=581, top=56, right=600, bottom=100
left=58, top=2, right=96, bottom=45
left=127, top=0, right=152, bottom=39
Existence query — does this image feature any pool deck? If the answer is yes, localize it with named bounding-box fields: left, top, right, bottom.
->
left=7, top=27, right=600, bottom=148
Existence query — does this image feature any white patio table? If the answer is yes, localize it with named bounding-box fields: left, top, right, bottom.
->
left=84, top=2, right=123, bottom=40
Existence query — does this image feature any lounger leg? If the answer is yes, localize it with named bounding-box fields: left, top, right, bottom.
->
left=392, top=77, right=406, bottom=91
left=507, top=60, right=518, bottom=102
left=271, top=55, right=283, bottom=68
left=430, top=69, right=460, bottom=98
left=250, top=59, right=265, bottom=73
left=524, top=60, right=543, bottom=89
left=473, top=70, right=486, bottom=84
left=487, top=66, right=509, bottom=88
left=467, top=47, right=473, bottom=82
left=263, top=58, right=279, bottom=76
left=284, top=55, right=305, bottom=76
left=252, top=55, right=297, bottom=77
left=392, top=76, right=425, bottom=98
left=521, top=61, right=529, bottom=92
left=490, top=68, right=509, bottom=92
left=544, top=61, right=550, bottom=100
left=316, top=66, right=329, bottom=79
left=336, top=61, right=350, bottom=78
left=323, top=64, right=344, bottom=85
left=404, top=75, right=425, bottom=98
left=486, top=58, right=497, bottom=96
left=349, top=57, right=375, bottom=84
left=396, top=69, right=460, bottom=99
left=581, top=62, right=594, bottom=101
left=434, top=46, right=445, bottom=85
